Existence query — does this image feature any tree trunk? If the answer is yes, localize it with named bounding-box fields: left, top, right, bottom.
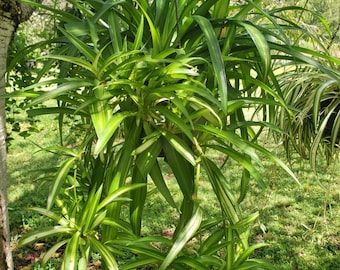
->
left=0, top=1, right=38, bottom=269
left=0, top=8, right=15, bottom=269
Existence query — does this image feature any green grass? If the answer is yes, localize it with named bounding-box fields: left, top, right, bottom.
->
left=7, top=116, right=340, bottom=269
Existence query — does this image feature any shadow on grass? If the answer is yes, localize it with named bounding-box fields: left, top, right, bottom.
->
left=7, top=129, right=340, bottom=270
left=248, top=155, right=340, bottom=270
left=7, top=120, right=66, bottom=269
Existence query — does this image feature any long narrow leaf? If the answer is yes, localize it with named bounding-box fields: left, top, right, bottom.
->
left=237, top=21, right=271, bottom=78
left=194, top=15, right=228, bottom=115
left=58, top=27, right=97, bottom=62
left=159, top=208, right=202, bottom=270
left=63, top=231, right=80, bottom=270
left=18, top=226, right=73, bottom=246
left=162, top=131, right=196, bottom=166
left=149, top=160, right=178, bottom=209
left=88, top=236, right=119, bottom=269
left=29, top=207, right=68, bottom=226
left=29, top=81, right=94, bottom=107
left=47, top=157, right=77, bottom=210
left=98, top=184, right=146, bottom=210
left=202, top=156, right=240, bottom=224
left=94, top=112, right=135, bottom=155
left=41, top=240, right=68, bottom=267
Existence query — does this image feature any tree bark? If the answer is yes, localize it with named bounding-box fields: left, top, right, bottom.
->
left=0, top=1, right=38, bottom=269
left=0, top=7, right=16, bottom=269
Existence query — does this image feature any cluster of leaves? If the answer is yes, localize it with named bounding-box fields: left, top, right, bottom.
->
left=9, top=0, right=340, bottom=269
left=274, top=65, right=340, bottom=169
left=6, top=28, right=41, bottom=144
left=5, top=0, right=68, bottom=145
left=260, top=1, right=340, bottom=168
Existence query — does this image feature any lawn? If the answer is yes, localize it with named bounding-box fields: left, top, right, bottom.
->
left=7, top=115, right=340, bottom=269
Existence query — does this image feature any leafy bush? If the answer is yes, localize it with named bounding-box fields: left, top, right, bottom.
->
left=10, top=0, right=339, bottom=269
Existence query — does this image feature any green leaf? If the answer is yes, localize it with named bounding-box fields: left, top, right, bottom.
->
left=162, top=131, right=196, bottom=166
left=63, top=231, right=80, bottom=270
left=88, top=236, right=118, bottom=269
left=58, top=27, right=97, bottom=62
left=133, top=235, right=173, bottom=246
left=195, top=125, right=261, bottom=164
left=194, top=15, right=228, bottom=115
left=48, top=157, right=77, bottom=210
left=202, top=156, right=240, bottom=224
left=161, top=135, right=195, bottom=199
left=41, top=240, right=68, bottom=267
left=27, top=107, right=88, bottom=117
left=198, top=228, right=226, bottom=255
left=312, top=80, right=337, bottom=128
left=159, top=208, right=203, bottom=270
left=28, top=80, right=94, bottom=108
left=236, top=21, right=271, bottom=78
left=187, top=96, right=222, bottom=127
left=98, top=183, right=146, bottom=210
left=18, top=226, right=73, bottom=246
left=120, top=258, right=162, bottom=270
left=44, top=54, right=97, bottom=74
left=137, top=1, right=162, bottom=54
left=251, top=143, right=300, bottom=185
left=235, top=242, right=269, bottom=266
left=102, top=218, right=134, bottom=235
left=118, top=244, right=165, bottom=261
left=157, top=106, right=194, bottom=142
left=79, top=185, right=103, bottom=232
left=149, top=160, right=178, bottom=209
left=88, top=208, right=106, bottom=230
left=174, top=256, right=209, bottom=270
left=130, top=167, right=147, bottom=235
left=29, top=207, right=68, bottom=226
left=233, top=212, right=260, bottom=229
left=330, top=111, right=340, bottom=151
left=208, top=145, right=265, bottom=189
left=310, top=106, right=336, bottom=171
left=134, top=139, right=161, bottom=177
left=94, top=112, right=135, bottom=155
left=132, top=131, right=161, bottom=156
left=134, top=15, right=145, bottom=50
left=108, top=12, right=123, bottom=53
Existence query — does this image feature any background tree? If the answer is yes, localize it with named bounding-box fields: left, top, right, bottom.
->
left=0, top=1, right=40, bottom=269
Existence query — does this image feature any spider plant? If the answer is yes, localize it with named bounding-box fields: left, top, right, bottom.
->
left=274, top=65, right=340, bottom=169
